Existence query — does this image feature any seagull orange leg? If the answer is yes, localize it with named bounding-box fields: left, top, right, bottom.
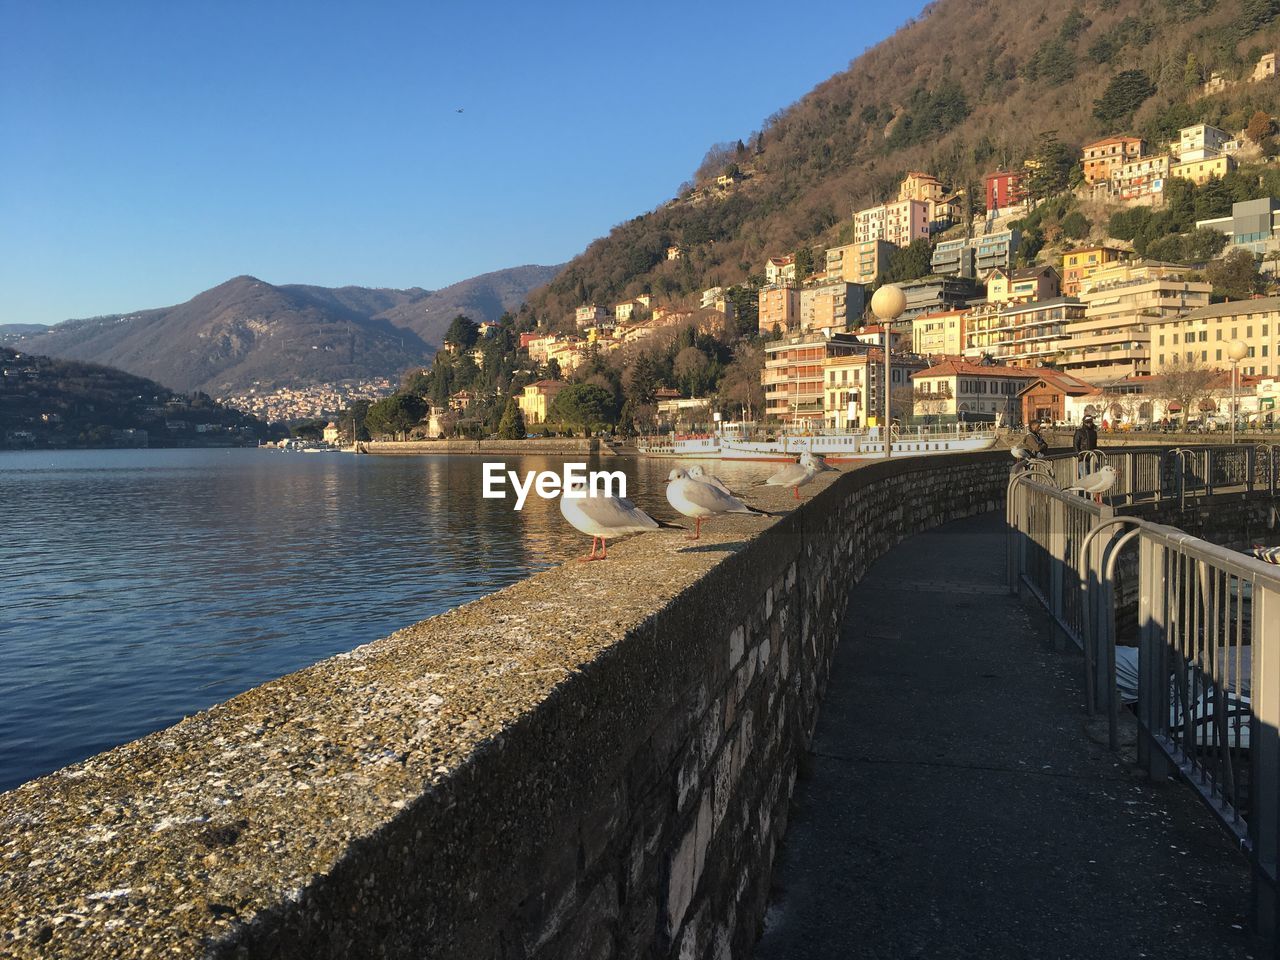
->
left=599, top=538, right=608, bottom=559
left=579, top=536, right=599, bottom=562
left=793, top=486, right=800, bottom=500
left=685, top=517, right=702, bottom=541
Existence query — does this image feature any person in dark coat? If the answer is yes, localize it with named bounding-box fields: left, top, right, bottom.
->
left=1019, top=421, right=1049, bottom=458
left=1073, top=416, right=1098, bottom=454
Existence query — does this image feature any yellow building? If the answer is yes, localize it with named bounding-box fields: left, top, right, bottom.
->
left=1061, top=245, right=1128, bottom=297
left=985, top=265, right=1060, bottom=304
left=822, top=351, right=925, bottom=428
left=1061, top=262, right=1211, bottom=382
left=1150, top=296, right=1280, bottom=378
left=1170, top=154, right=1236, bottom=186
left=825, top=240, right=893, bottom=285
left=911, top=309, right=967, bottom=357
left=518, top=380, right=567, bottom=424
left=758, top=285, right=800, bottom=334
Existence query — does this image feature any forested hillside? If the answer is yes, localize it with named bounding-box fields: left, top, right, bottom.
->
left=528, top=0, right=1280, bottom=320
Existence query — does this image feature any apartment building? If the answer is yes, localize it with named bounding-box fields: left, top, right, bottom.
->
left=1060, top=262, right=1211, bottom=382
left=897, top=172, right=958, bottom=230
left=911, top=309, right=967, bottom=357
left=985, top=265, right=1060, bottom=304
left=1061, top=245, right=1129, bottom=297
left=984, top=170, right=1026, bottom=215
left=517, top=380, right=567, bottom=424
left=1196, top=197, right=1280, bottom=256
left=1112, top=154, right=1169, bottom=203
left=962, top=297, right=1084, bottom=368
left=1017, top=371, right=1104, bottom=426
left=799, top=280, right=866, bottom=333
left=758, top=285, right=801, bottom=334
left=823, top=350, right=926, bottom=429
left=910, top=361, right=1042, bottom=422
left=763, top=331, right=868, bottom=421
left=854, top=198, right=929, bottom=248
left=1081, top=136, right=1145, bottom=184
left=1150, top=296, right=1280, bottom=378
left=899, top=275, right=980, bottom=319
left=765, top=256, right=797, bottom=284
left=932, top=230, right=1020, bottom=279
left=1174, top=124, right=1230, bottom=162
left=1170, top=154, right=1236, bottom=186
left=575, top=305, right=610, bottom=328
left=825, top=239, right=893, bottom=285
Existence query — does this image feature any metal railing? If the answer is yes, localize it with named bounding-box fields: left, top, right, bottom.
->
left=1031, top=444, right=1266, bottom=507
left=1006, top=467, right=1280, bottom=934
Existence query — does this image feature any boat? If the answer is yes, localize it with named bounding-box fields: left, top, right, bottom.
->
left=637, top=420, right=998, bottom=462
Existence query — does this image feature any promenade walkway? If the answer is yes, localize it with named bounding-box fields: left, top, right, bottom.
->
left=755, top=512, right=1264, bottom=959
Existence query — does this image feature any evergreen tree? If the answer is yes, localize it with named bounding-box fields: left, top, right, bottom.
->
left=1092, top=70, right=1156, bottom=129
left=496, top=397, right=526, bottom=439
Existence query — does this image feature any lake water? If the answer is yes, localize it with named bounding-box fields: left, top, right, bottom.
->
left=0, top=448, right=779, bottom=791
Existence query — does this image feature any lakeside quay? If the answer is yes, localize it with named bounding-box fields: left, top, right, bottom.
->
left=0, top=452, right=1009, bottom=958
left=364, top=438, right=616, bottom=456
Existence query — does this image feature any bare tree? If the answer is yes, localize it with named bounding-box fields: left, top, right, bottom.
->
left=1157, top=355, right=1221, bottom=429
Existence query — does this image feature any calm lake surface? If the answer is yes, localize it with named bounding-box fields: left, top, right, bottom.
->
left=0, top=448, right=780, bottom=791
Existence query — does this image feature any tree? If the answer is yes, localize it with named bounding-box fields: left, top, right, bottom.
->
left=882, top=238, right=934, bottom=284
left=1206, top=249, right=1264, bottom=300
left=794, top=246, right=814, bottom=281
left=1158, top=355, right=1220, bottom=429
left=1060, top=210, right=1090, bottom=240
left=365, top=394, right=428, bottom=440
left=718, top=343, right=765, bottom=421
left=1025, top=134, right=1075, bottom=201
left=1092, top=70, right=1156, bottom=129
left=549, top=383, right=617, bottom=436
left=496, top=397, right=526, bottom=439
left=443, top=315, right=479, bottom=351
left=674, top=346, right=711, bottom=395
left=1247, top=110, right=1277, bottom=145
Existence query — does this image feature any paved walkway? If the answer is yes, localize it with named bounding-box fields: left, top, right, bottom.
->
left=755, top=512, right=1264, bottom=959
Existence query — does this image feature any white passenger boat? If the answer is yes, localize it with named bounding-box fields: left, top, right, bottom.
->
left=637, top=421, right=998, bottom=462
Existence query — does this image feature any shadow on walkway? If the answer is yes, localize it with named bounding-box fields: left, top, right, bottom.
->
left=755, top=511, right=1263, bottom=959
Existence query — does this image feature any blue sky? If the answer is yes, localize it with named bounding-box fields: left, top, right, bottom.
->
left=0, top=1, right=923, bottom=325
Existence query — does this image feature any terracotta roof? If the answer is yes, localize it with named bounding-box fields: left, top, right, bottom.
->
left=1015, top=371, right=1102, bottom=397
left=528, top=379, right=566, bottom=388
left=1082, top=135, right=1144, bottom=149
left=911, top=360, right=1047, bottom=380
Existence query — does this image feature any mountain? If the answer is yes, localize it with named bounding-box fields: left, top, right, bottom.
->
left=0, top=324, right=46, bottom=345
left=17, top=277, right=434, bottom=396
left=374, top=264, right=562, bottom=343
left=526, top=0, right=1280, bottom=320
left=15, top=264, right=560, bottom=395
left=0, top=346, right=271, bottom=448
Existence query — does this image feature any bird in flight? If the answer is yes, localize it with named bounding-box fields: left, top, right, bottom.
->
left=456, top=108, right=464, bottom=113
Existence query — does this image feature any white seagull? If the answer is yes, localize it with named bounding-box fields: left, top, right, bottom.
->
left=1011, top=445, right=1031, bottom=461
left=666, top=468, right=769, bottom=540
left=687, top=464, right=733, bottom=495
left=1064, top=464, right=1117, bottom=504
left=766, top=452, right=833, bottom=500
left=559, top=480, right=680, bottom=561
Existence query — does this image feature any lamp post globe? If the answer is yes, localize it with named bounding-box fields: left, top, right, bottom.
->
left=1227, top=339, right=1248, bottom=444
left=870, top=284, right=906, bottom=459
left=871, top=284, right=907, bottom=321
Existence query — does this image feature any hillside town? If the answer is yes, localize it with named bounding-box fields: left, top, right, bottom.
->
left=218, top=377, right=396, bottom=423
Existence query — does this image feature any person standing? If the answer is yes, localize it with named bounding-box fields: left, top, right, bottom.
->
left=1073, top=416, right=1098, bottom=454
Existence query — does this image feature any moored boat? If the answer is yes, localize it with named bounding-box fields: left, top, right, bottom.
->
left=637, top=421, right=997, bottom=462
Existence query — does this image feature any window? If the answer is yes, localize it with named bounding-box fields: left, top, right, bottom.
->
left=1216, top=349, right=1222, bottom=361
left=1173, top=333, right=1180, bottom=344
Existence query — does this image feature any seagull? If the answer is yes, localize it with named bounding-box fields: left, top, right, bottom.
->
left=1064, top=464, right=1117, bottom=504
left=766, top=452, right=833, bottom=500
left=559, top=480, right=680, bottom=561
left=687, top=464, right=733, bottom=495
left=456, top=108, right=464, bottom=113
left=1011, top=445, right=1031, bottom=461
left=666, top=468, right=769, bottom=540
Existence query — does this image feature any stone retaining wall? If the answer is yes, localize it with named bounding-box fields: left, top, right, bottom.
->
left=0, top=453, right=1010, bottom=959
left=366, top=438, right=608, bottom=456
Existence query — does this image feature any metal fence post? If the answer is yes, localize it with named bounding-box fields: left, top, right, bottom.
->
left=1137, top=535, right=1170, bottom=780
left=1049, top=495, right=1066, bottom=649
left=1251, top=580, right=1280, bottom=939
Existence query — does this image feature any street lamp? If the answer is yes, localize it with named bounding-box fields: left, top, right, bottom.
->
left=1228, top=339, right=1248, bottom=444
left=871, top=284, right=907, bottom=459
